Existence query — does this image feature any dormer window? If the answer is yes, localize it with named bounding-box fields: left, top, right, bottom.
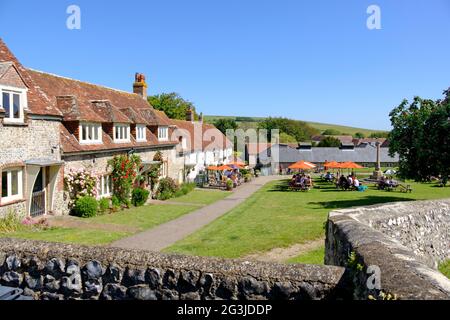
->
left=79, top=123, right=102, bottom=144
left=114, top=124, right=130, bottom=142
left=136, top=124, right=146, bottom=142
left=1, top=87, right=27, bottom=123
left=158, top=126, right=168, bottom=141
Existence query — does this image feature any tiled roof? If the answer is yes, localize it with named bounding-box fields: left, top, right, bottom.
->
left=171, top=119, right=232, bottom=153
left=26, top=69, right=166, bottom=126
left=0, top=38, right=62, bottom=116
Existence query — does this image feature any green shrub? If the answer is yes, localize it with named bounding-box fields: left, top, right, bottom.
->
left=98, top=198, right=110, bottom=214
left=158, top=191, right=173, bottom=201
left=226, top=179, right=234, bottom=190
left=132, top=188, right=150, bottom=207
left=111, top=195, right=121, bottom=211
left=156, top=177, right=179, bottom=200
left=0, top=211, right=22, bottom=233
left=240, top=169, right=250, bottom=176
left=73, top=196, right=98, bottom=218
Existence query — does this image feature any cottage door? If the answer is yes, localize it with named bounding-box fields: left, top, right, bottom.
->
left=30, top=168, right=46, bottom=217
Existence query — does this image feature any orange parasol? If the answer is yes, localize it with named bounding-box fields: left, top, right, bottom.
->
left=288, top=161, right=316, bottom=170
left=207, top=166, right=220, bottom=171
left=340, top=162, right=364, bottom=169
left=216, top=165, right=233, bottom=171
left=324, top=161, right=340, bottom=169
left=228, top=160, right=245, bottom=168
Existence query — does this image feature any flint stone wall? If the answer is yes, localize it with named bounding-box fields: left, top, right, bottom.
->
left=325, top=199, right=450, bottom=300
left=0, top=238, right=346, bottom=300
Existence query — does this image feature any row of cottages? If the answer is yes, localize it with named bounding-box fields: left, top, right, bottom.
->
left=0, top=38, right=232, bottom=218
left=172, top=111, right=233, bottom=182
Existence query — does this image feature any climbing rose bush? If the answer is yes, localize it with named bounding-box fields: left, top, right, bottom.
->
left=64, top=168, right=98, bottom=208
left=108, top=154, right=142, bottom=206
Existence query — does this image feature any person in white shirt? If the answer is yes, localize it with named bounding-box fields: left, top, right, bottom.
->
left=347, top=176, right=353, bottom=186
left=354, top=178, right=360, bottom=188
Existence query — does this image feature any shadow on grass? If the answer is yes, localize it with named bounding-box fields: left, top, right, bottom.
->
left=268, top=180, right=293, bottom=192
left=309, top=196, right=414, bottom=210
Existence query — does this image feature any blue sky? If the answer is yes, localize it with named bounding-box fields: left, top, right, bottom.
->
left=1, top=0, right=449, bottom=130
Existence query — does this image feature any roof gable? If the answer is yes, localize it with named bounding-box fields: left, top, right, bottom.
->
left=0, top=38, right=61, bottom=116
left=0, top=62, right=28, bottom=89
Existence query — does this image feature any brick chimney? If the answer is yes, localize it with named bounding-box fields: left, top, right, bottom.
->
left=133, top=73, right=147, bottom=100
left=186, top=107, right=194, bottom=122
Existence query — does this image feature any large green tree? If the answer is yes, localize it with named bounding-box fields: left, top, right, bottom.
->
left=148, top=92, right=197, bottom=120
left=389, top=89, right=450, bottom=184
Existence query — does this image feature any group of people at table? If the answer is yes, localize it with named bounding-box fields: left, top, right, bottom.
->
left=289, top=173, right=314, bottom=190
left=209, top=168, right=242, bottom=188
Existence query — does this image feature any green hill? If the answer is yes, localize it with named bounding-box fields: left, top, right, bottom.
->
left=204, top=115, right=386, bottom=137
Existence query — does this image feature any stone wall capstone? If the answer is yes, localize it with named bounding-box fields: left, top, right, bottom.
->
left=325, top=199, right=450, bottom=300
left=0, top=238, right=347, bottom=300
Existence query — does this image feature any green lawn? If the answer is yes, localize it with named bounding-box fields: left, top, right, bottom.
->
left=0, top=190, right=228, bottom=245
left=170, top=189, right=231, bottom=205
left=439, top=260, right=450, bottom=279
left=287, top=246, right=325, bottom=265
left=165, top=179, right=450, bottom=260
left=1, top=228, right=129, bottom=246
left=90, top=204, right=198, bottom=230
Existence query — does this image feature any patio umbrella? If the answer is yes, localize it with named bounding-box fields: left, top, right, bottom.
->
left=324, top=161, right=340, bottom=169
left=288, top=161, right=316, bottom=170
left=338, top=162, right=364, bottom=175
left=216, top=165, right=233, bottom=171
left=228, top=160, right=245, bottom=167
left=207, top=166, right=220, bottom=171
left=340, top=162, right=364, bottom=169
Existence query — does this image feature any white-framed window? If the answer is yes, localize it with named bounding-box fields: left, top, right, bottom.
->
left=158, top=126, right=169, bottom=141
left=136, top=125, right=147, bottom=142
left=114, top=124, right=130, bottom=142
left=1, top=168, right=23, bottom=203
left=79, top=123, right=102, bottom=144
left=160, top=161, right=168, bottom=178
left=1, top=86, right=27, bottom=123
left=98, top=174, right=112, bottom=198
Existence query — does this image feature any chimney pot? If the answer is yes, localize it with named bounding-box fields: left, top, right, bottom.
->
left=186, top=107, right=194, bottom=122
left=133, top=73, right=147, bottom=100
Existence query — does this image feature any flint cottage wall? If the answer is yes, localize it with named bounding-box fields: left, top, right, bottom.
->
left=0, top=118, right=62, bottom=217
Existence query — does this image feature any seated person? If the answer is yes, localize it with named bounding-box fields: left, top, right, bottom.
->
left=338, top=175, right=348, bottom=188
left=306, top=175, right=313, bottom=188
left=347, top=175, right=353, bottom=186
left=353, top=177, right=360, bottom=188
